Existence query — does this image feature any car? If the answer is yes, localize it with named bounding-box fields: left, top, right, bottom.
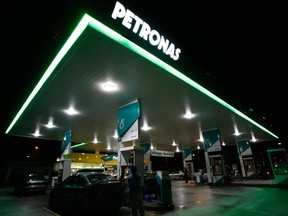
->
left=14, top=173, right=49, bottom=195
left=48, top=172, right=124, bottom=216
left=169, top=170, right=184, bottom=180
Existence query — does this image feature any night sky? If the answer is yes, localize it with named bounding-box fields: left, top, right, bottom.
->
left=2, top=1, right=288, bottom=149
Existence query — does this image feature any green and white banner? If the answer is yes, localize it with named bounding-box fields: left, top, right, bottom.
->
left=101, top=154, right=118, bottom=162
left=237, top=140, right=252, bottom=156
left=202, top=128, right=222, bottom=152
left=61, top=131, right=73, bottom=154
left=118, top=100, right=141, bottom=142
left=140, top=143, right=151, bottom=159
left=182, top=147, right=192, bottom=161
left=120, top=120, right=139, bottom=142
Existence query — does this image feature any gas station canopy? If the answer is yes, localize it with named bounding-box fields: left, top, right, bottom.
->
left=5, top=13, right=278, bottom=154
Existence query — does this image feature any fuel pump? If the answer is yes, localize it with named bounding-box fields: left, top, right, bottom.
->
left=243, top=157, right=255, bottom=178
left=209, top=154, right=226, bottom=184
left=118, top=146, right=144, bottom=184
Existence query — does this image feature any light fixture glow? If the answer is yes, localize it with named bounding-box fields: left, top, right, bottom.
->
left=33, top=129, right=41, bottom=137
left=64, top=107, right=79, bottom=115
left=44, top=117, right=56, bottom=128
left=93, top=135, right=99, bottom=144
left=113, top=130, right=118, bottom=139
left=250, top=132, right=257, bottom=142
left=234, top=131, right=241, bottom=136
left=101, top=81, right=118, bottom=92
left=172, top=140, right=177, bottom=146
left=183, top=110, right=196, bottom=119
left=141, top=118, right=151, bottom=131
left=45, top=122, right=56, bottom=128
left=233, top=124, right=240, bottom=136
left=198, top=131, right=204, bottom=142
left=141, top=123, right=151, bottom=131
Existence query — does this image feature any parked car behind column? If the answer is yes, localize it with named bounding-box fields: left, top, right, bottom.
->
left=48, top=172, right=124, bottom=216
left=14, top=173, right=49, bottom=195
left=169, top=170, right=184, bottom=180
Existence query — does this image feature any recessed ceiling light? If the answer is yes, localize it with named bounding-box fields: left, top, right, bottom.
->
left=45, top=123, right=56, bottom=128
left=113, top=130, right=118, bottom=138
left=33, top=130, right=41, bottom=137
left=93, top=135, right=99, bottom=144
left=183, top=111, right=196, bottom=119
left=172, top=140, right=177, bottom=146
left=44, top=117, right=56, bottom=128
left=101, top=81, right=118, bottom=92
left=141, top=124, right=151, bottom=131
left=63, top=107, right=80, bottom=115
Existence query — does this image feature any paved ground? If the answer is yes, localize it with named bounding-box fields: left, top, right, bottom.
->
left=145, top=180, right=288, bottom=216
left=0, top=179, right=287, bottom=216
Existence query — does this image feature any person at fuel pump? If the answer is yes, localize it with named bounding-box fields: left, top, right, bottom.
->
left=128, top=166, right=145, bottom=216
left=184, top=167, right=189, bottom=183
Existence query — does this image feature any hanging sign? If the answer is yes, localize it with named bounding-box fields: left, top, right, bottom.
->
left=151, top=150, right=174, bottom=157
left=101, top=154, right=118, bottom=162
left=237, top=140, right=252, bottom=156
left=202, top=128, right=222, bottom=152
left=140, top=143, right=151, bottom=159
left=61, top=131, right=73, bottom=154
left=120, top=119, right=139, bottom=142
left=118, top=100, right=141, bottom=142
left=182, top=147, right=192, bottom=161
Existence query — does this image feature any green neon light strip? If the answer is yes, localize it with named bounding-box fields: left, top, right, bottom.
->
left=71, top=143, right=87, bottom=148
left=267, top=148, right=286, bottom=153
left=6, top=13, right=278, bottom=140
left=5, top=15, right=89, bottom=134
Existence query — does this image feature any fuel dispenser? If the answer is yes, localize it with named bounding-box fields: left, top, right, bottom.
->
left=118, top=146, right=144, bottom=183
left=209, top=154, right=227, bottom=184
left=155, top=171, right=172, bottom=206
left=117, top=146, right=144, bottom=205
left=243, top=157, right=255, bottom=178
left=267, top=148, right=288, bottom=185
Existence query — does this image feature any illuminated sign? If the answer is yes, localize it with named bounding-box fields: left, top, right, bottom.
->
left=112, top=1, right=181, bottom=61
left=151, top=150, right=174, bottom=157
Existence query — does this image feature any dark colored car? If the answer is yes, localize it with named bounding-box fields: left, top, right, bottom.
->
left=14, top=173, right=49, bottom=195
left=48, top=172, right=124, bottom=216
